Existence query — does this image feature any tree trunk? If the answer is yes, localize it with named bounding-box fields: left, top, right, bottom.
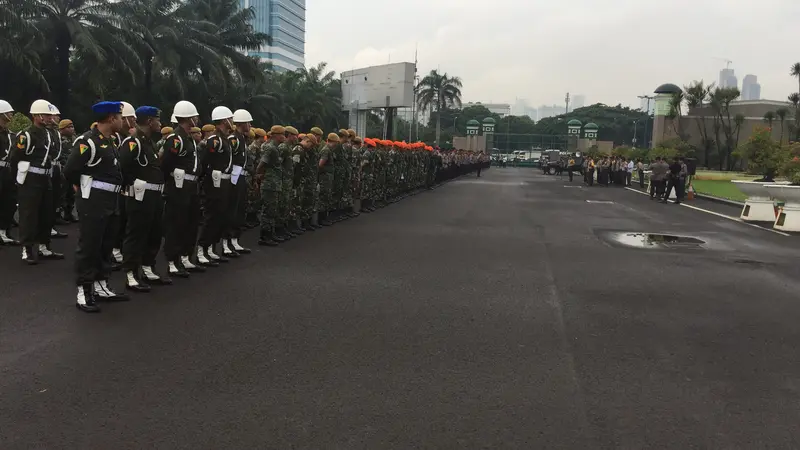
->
left=435, top=108, right=441, bottom=145
left=144, top=55, right=153, bottom=100
left=55, top=28, right=71, bottom=117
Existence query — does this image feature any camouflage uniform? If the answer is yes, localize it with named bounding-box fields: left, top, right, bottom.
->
left=278, top=141, right=293, bottom=228
left=245, top=140, right=261, bottom=223
left=350, top=144, right=362, bottom=204
left=302, top=142, right=319, bottom=222
left=258, top=139, right=282, bottom=235
left=332, top=142, right=346, bottom=212
left=290, top=143, right=305, bottom=223
left=318, top=143, right=335, bottom=215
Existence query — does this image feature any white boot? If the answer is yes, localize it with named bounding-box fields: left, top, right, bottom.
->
left=231, top=238, right=245, bottom=252
left=50, top=228, right=57, bottom=237
left=197, top=247, right=211, bottom=265
left=142, top=266, right=160, bottom=282
left=21, top=247, right=28, bottom=261
left=181, top=255, right=197, bottom=269
left=0, top=230, right=16, bottom=244
left=206, top=245, right=220, bottom=260
left=96, top=279, right=130, bottom=299
left=112, top=248, right=123, bottom=263
left=38, top=244, right=52, bottom=257
left=222, top=240, right=234, bottom=255
left=168, top=261, right=180, bottom=274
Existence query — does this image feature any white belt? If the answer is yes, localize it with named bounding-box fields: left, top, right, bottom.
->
left=171, top=172, right=197, bottom=182
left=91, top=180, right=122, bottom=193
left=220, top=173, right=232, bottom=180
left=0, top=160, right=9, bottom=168
left=29, top=166, right=52, bottom=176
left=128, top=183, right=163, bottom=196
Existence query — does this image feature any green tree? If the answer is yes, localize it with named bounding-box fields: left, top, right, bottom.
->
left=763, top=111, right=776, bottom=128
left=791, top=62, right=800, bottom=96
left=789, top=92, right=800, bottom=141
left=735, top=126, right=786, bottom=180
left=709, top=86, right=741, bottom=170
left=684, top=80, right=714, bottom=167
left=530, top=104, right=649, bottom=146
left=416, top=70, right=463, bottom=145
left=776, top=108, right=789, bottom=144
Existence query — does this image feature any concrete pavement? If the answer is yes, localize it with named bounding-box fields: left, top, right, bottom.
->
left=2, top=168, right=800, bottom=449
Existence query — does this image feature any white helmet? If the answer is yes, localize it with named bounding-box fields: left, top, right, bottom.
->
left=232, top=109, right=253, bottom=123
left=172, top=100, right=199, bottom=118
left=50, top=103, right=60, bottom=115
left=30, top=99, right=55, bottom=115
left=170, top=114, right=177, bottom=123
left=211, top=106, right=234, bottom=121
left=0, top=100, right=13, bottom=114
left=121, top=101, right=136, bottom=118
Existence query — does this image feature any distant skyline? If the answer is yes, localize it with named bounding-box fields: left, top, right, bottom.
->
left=305, top=0, right=799, bottom=109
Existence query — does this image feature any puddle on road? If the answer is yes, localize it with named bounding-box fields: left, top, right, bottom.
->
left=606, top=232, right=707, bottom=250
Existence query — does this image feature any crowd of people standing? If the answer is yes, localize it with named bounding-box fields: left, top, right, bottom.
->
left=0, top=98, right=489, bottom=313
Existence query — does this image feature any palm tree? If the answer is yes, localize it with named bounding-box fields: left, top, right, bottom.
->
left=790, top=93, right=800, bottom=141
left=776, top=108, right=789, bottom=144
left=763, top=111, right=776, bottom=128
left=684, top=80, right=714, bottom=166
left=416, top=70, right=463, bottom=145
left=0, top=0, right=47, bottom=87
left=791, top=62, right=800, bottom=96
left=29, top=0, right=139, bottom=115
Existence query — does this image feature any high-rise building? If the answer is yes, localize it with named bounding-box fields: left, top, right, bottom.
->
left=242, top=0, right=305, bottom=72
left=741, top=74, right=761, bottom=100
left=537, top=104, right=566, bottom=120
left=463, top=102, right=512, bottom=117
left=719, top=68, right=737, bottom=89
left=571, top=94, right=585, bottom=109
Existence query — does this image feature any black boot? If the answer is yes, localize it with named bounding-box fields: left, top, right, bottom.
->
left=76, top=284, right=101, bottom=313
left=302, top=219, right=314, bottom=231
left=320, top=212, right=333, bottom=226
left=273, top=227, right=287, bottom=242
left=126, top=270, right=152, bottom=293
left=293, top=220, right=305, bottom=234
left=39, top=244, right=65, bottom=260
left=0, top=229, right=19, bottom=245
left=168, top=260, right=190, bottom=278
left=258, top=229, right=278, bottom=247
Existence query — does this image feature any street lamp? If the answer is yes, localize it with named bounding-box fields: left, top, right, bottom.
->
left=638, top=95, right=654, bottom=149
left=453, top=115, right=459, bottom=133
left=632, top=119, right=638, bottom=147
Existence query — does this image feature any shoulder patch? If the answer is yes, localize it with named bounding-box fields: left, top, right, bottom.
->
left=16, top=134, right=26, bottom=149
left=128, top=141, right=137, bottom=152
left=79, top=143, right=89, bottom=155
left=173, top=138, right=180, bottom=147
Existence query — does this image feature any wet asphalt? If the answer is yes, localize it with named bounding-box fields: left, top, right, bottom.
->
left=3, top=168, right=800, bottom=449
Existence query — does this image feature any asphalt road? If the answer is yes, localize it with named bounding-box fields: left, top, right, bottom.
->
left=3, top=168, right=800, bottom=449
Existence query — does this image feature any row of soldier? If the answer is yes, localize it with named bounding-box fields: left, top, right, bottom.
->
left=0, top=99, right=488, bottom=313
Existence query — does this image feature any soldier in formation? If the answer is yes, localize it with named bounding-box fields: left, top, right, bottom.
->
left=0, top=97, right=487, bottom=313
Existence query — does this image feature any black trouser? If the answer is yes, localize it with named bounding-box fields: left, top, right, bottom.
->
left=163, top=181, right=200, bottom=262
left=665, top=177, right=684, bottom=202
left=0, top=168, right=16, bottom=230
left=638, top=170, right=644, bottom=188
left=568, top=168, right=573, bottom=181
left=17, top=176, right=52, bottom=246
left=122, top=190, right=164, bottom=271
left=63, top=177, right=75, bottom=217
left=115, top=194, right=127, bottom=250
left=477, top=167, right=482, bottom=177
left=226, top=178, right=247, bottom=239
left=198, top=179, right=231, bottom=247
left=50, top=164, right=63, bottom=220
left=75, top=190, right=119, bottom=285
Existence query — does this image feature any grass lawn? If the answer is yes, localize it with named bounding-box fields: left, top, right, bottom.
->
left=691, top=179, right=747, bottom=202
left=693, top=170, right=760, bottom=181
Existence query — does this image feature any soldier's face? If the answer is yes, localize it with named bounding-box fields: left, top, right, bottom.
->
left=191, top=132, right=202, bottom=143
left=237, top=122, right=251, bottom=133
left=109, top=113, right=123, bottom=132
left=61, top=124, right=75, bottom=137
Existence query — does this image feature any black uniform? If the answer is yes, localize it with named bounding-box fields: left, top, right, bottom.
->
left=664, top=161, right=683, bottom=203
left=12, top=125, right=54, bottom=258
left=48, top=128, right=66, bottom=233
left=0, top=127, right=17, bottom=239
left=161, top=127, right=201, bottom=266
left=112, top=132, right=127, bottom=253
left=119, top=130, right=165, bottom=273
left=197, top=132, right=232, bottom=252
left=225, top=132, right=248, bottom=242
left=63, top=128, right=124, bottom=287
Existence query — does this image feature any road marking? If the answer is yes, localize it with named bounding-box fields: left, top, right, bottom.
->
left=586, top=200, right=614, bottom=204
left=624, top=187, right=790, bottom=237
left=563, top=185, right=582, bottom=188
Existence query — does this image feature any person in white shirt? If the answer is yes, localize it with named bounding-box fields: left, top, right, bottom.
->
left=626, top=159, right=634, bottom=186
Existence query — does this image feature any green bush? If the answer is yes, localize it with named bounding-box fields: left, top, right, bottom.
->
left=8, top=113, right=31, bottom=133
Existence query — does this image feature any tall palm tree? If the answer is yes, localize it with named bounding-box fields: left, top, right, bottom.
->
left=30, top=0, right=139, bottom=115
left=763, top=111, right=776, bottom=128
left=684, top=80, right=714, bottom=166
left=0, top=0, right=46, bottom=87
left=791, top=62, right=800, bottom=96
left=790, top=93, right=800, bottom=141
left=416, top=70, right=463, bottom=145
left=776, top=108, right=789, bottom=144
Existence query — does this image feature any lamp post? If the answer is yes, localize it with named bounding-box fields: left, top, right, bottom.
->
left=638, top=95, right=654, bottom=148
left=632, top=119, right=638, bottom=147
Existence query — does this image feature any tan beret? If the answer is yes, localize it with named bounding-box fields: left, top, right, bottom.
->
left=285, top=126, right=298, bottom=135
left=201, top=124, right=215, bottom=132
left=310, top=127, right=323, bottom=136
left=327, top=132, right=340, bottom=142
left=58, top=119, right=73, bottom=130
left=270, top=125, right=286, bottom=135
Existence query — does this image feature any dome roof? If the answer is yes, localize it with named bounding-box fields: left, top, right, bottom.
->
left=567, top=119, right=582, bottom=126
left=654, top=83, right=682, bottom=94
left=584, top=122, right=599, bottom=130
left=466, top=119, right=480, bottom=126
left=482, top=117, right=496, bottom=124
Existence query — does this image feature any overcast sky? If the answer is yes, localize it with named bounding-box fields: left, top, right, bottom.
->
left=306, top=0, right=800, bottom=109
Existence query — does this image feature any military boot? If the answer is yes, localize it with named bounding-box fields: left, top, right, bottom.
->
left=76, top=284, right=101, bottom=313
left=21, top=245, right=38, bottom=265
left=258, top=228, right=278, bottom=247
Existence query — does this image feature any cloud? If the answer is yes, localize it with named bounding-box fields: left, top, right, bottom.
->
left=306, top=0, right=800, bottom=109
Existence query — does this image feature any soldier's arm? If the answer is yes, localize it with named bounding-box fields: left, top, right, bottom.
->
left=117, top=137, right=137, bottom=186
left=9, top=132, right=29, bottom=165
left=63, top=137, right=92, bottom=185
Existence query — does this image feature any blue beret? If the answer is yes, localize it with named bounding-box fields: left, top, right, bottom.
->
left=135, top=106, right=160, bottom=118
left=92, top=101, right=123, bottom=115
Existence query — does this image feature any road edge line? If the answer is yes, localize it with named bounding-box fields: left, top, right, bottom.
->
left=623, top=187, right=790, bottom=237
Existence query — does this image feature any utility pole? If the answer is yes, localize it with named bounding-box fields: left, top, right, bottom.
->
left=638, top=95, right=654, bottom=148
left=565, top=92, right=570, bottom=114
left=632, top=119, right=638, bottom=147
